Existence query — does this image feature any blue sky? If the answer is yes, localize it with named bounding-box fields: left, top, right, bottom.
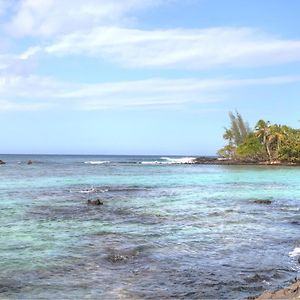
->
left=0, top=0, right=300, bottom=155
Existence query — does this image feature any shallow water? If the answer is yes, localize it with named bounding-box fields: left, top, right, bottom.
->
left=0, top=155, right=300, bottom=299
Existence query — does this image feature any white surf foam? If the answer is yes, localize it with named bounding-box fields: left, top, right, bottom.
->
left=141, top=157, right=196, bottom=165
left=79, top=188, right=108, bottom=193
left=161, top=157, right=196, bottom=164
left=289, top=247, right=300, bottom=257
left=141, top=161, right=162, bottom=165
left=84, top=161, right=110, bottom=165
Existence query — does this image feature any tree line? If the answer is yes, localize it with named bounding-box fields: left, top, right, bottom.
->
left=218, top=111, right=300, bottom=163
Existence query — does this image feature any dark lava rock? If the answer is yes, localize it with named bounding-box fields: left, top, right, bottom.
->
left=254, top=200, right=272, bottom=205
left=107, top=254, right=128, bottom=263
left=298, top=257, right=300, bottom=264
left=87, top=199, right=103, bottom=205
left=27, top=160, right=33, bottom=165
left=255, top=279, right=300, bottom=299
left=290, top=221, right=300, bottom=225
left=0, top=160, right=6, bottom=165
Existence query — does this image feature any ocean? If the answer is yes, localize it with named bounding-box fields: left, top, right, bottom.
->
left=0, top=154, right=299, bottom=299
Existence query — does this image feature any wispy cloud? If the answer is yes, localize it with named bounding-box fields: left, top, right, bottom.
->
left=0, top=50, right=40, bottom=76
left=5, top=0, right=161, bottom=37
left=0, top=99, right=51, bottom=112
left=2, top=2, right=300, bottom=72
left=1, top=2, right=300, bottom=112
left=44, top=26, right=300, bottom=69
left=0, top=75, right=299, bottom=111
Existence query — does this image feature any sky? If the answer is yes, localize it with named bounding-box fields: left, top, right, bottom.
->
left=0, top=0, right=300, bottom=155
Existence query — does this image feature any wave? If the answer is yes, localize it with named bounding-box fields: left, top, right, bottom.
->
left=83, top=157, right=195, bottom=165
left=84, top=161, right=110, bottom=165
left=140, top=157, right=196, bottom=165
left=140, top=161, right=163, bottom=165
left=161, top=157, right=196, bottom=164
left=289, top=247, right=300, bottom=257
left=75, top=185, right=150, bottom=194
left=79, top=188, right=109, bottom=193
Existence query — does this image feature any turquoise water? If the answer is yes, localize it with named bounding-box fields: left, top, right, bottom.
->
left=0, top=155, right=300, bottom=299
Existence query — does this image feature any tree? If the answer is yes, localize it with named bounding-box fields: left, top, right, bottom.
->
left=268, top=124, right=287, bottom=160
left=223, top=128, right=234, bottom=145
left=255, top=120, right=272, bottom=161
left=229, top=111, right=250, bottom=146
left=278, top=127, right=300, bottom=162
left=219, top=113, right=300, bottom=163
left=218, top=111, right=251, bottom=159
left=236, top=133, right=266, bottom=161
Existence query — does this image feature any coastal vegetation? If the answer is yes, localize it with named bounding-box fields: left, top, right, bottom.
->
left=218, top=111, right=300, bottom=163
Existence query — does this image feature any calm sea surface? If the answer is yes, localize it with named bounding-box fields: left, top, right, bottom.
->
left=0, top=155, right=300, bottom=299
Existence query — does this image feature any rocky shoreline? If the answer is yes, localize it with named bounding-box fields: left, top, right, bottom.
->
left=253, top=279, right=300, bottom=299
left=194, top=157, right=300, bottom=166
left=0, top=157, right=299, bottom=166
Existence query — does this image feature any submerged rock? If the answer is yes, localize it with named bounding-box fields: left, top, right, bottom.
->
left=87, top=199, right=103, bottom=206
left=107, top=254, right=129, bottom=263
left=254, top=200, right=272, bottom=205
left=290, top=221, right=300, bottom=225
left=0, top=160, right=6, bottom=165
left=0, top=279, right=22, bottom=293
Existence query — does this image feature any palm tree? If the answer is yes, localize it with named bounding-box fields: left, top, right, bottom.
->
left=223, top=128, right=234, bottom=145
left=255, top=120, right=272, bottom=161
left=222, top=128, right=235, bottom=159
left=269, top=124, right=287, bottom=159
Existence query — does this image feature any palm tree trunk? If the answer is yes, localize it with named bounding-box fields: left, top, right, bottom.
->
left=266, top=142, right=272, bottom=162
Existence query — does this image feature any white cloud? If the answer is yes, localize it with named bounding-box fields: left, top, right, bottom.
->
left=0, top=47, right=41, bottom=79
left=0, top=74, right=299, bottom=112
left=3, top=2, right=300, bottom=71
left=0, top=99, right=50, bottom=112
left=6, top=0, right=160, bottom=37
left=44, top=26, right=300, bottom=69
left=19, top=46, right=42, bottom=60
left=0, top=50, right=41, bottom=77
left=0, top=75, right=69, bottom=98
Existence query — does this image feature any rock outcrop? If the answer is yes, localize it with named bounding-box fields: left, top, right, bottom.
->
left=254, top=200, right=272, bottom=205
left=87, top=199, right=103, bottom=206
left=255, top=279, right=300, bottom=299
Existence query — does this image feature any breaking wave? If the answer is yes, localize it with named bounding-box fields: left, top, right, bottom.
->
left=289, top=247, right=300, bottom=257
left=140, top=157, right=196, bottom=165
left=84, top=161, right=110, bottom=165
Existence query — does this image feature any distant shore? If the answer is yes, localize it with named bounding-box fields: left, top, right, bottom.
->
left=194, top=157, right=300, bottom=166
left=1, top=157, right=300, bottom=166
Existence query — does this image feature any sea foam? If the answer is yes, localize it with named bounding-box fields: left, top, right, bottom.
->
left=84, top=161, right=110, bottom=165
left=161, top=157, right=196, bottom=164
left=289, top=247, right=300, bottom=257
left=141, top=157, right=196, bottom=165
left=79, top=188, right=108, bottom=193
